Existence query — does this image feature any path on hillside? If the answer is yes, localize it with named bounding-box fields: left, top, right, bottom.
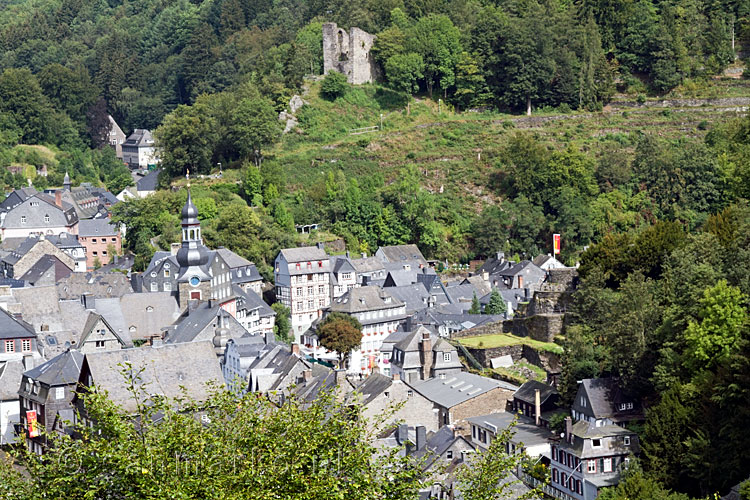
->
left=396, top=96, right=750, bottom=134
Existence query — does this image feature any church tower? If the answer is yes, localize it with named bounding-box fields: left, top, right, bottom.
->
left=176, top=175, right=212, bottom=309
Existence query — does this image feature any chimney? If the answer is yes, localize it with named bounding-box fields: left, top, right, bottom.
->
left=265, top=330, right=275, bottom=344
left=372, top=365, right=380, bottom=375
left=397, top=423, right=409, bottom=445
left=497, top=251, right=505, bottom=262
left=23, top=353, right=33, bottom=370
left=535, top=389, right=541, bottom=426
left=291, top=343, right=300, bottom=356
left=170, top=242, right=180, bottom=256
left=416, top=425, right=427, bottom=451
left=565, top=416, right=572, bottom=443
left=392, top=372, right=400, bottom=382
left=55, top=190, right=62, bottom=208
left=316, top=242, right=325, bottom=250
left=361, top=252, right=367, bottom=258
left=420, top=330, right=433, bottom=380
left=482, top=271, right=489, bottom=281
left=302, top=369, right=312, bottom=382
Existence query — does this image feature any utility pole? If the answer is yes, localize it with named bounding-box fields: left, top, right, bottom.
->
left=380, top=113, right=383, bottom=130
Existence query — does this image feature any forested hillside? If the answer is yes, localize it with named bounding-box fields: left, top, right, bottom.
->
left=1, top=0, right=749, bottom=270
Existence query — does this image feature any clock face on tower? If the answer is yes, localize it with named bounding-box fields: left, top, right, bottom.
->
left=190, top=276, right=200, bottom=287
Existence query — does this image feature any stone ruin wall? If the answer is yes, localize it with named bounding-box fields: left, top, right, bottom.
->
left=322, top=22, right=378, bottom=85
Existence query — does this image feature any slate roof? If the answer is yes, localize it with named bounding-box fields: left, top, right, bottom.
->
left=330, top=255, right=356, bottom=274
left=576, top=377, right=643, bottom=421
left=385, top=284, right=435, bottom=314
left=78, top=219, right=118, bottom=237
left=279, top=246, right=328, bottom=263
left=466, top=412, right=555, bottom=448
left=377, top=244, right=428, bottom=267
left=82, top=341, right=223, bottom=414
left=532, top=254, right=564, bottom=268
left=0, top=187, right=37, bottom=212
left=2, top=236, right=39, bottom=266
left=23, top=349, right=84, bottom=387
left=19, top=255, right=73, bottom=284
left=57, top=271, right=132, bottom=300
left=79, top=311, right=131, bottom=348
left=330, top=286, right=404, bottom=315
left=136, top=169, right=160, bottom=192
left=351, top=372, right=393, bottom=405
left=233, top=285, right=274, bottom=318
left=0, top=360, right=24, bottom=401
left=215, top=247, right=252, bottom=268
left=124, top=129, right=154, bottom=147
left=514, top=380, right=559, bottom=405
left=460, top=275, right=492, bottom=297
left=165, top=302, right=245, bottom=344
left=351, top=256, right=384, bottom=274
left=477, top=254, right=514, bottom=276
left=0, top=307, right=35, bottom=339
left=498, top=260, right=541, bottom=277
left=409, top=372, right=516, bottom=409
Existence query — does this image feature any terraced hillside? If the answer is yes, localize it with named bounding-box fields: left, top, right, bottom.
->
left=270, top=78, right=749, bottom=205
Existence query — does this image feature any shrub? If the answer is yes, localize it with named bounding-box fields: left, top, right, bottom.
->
left=698, top=120, right=709, bottom=130
left=320, top=71, right=348, bottom=100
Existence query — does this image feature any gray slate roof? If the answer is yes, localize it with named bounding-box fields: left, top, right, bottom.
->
left=409, top=372, right=516, bottom=409
left=466, top=412, right=555, bottom=448
left=19, top=255, right=73, bottom=284
left=351, top=256, right=385, bottom=274
left=0, top=360, right=25, bottom=401
left=78, top=219, right=118, bottom=237
left=215, top=247, right=252, bottom=268
left=165, top=302, right=246, bottom=345
left=23, top=349, right=84, bottom=387
left=377, top=244, right=428, bottom=267
left=233, top=285, right=274, bottom=318
left=330, top=286, right=404, bottom=314
left=0, top=307, right=35, bottom=340
left=82, top=341, right=223, bottom=414
left=136, top=169, right=160, bottom=192
left=279, top=246, right=328, bottom=263
left=576, top=377, right=643, bottom=421
left=351, top=372, right=392, bottom=405
left=514, top=380, right=558, bottom=405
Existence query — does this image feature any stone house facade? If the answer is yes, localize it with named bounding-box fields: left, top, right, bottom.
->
left=356, top=372, right=439, bottom=433
left=78, top=312, right=129, bottom=353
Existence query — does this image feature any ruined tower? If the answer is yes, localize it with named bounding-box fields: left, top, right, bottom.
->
left=322, top=23, right=378, bottom=85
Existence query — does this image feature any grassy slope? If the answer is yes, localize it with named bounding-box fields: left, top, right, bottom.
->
left=458, top=333, right=563, bottom=354
left=269, top=78, right=750, bottom=212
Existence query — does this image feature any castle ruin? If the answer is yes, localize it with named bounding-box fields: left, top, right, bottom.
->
left=322, top=23, right=378, bottom=85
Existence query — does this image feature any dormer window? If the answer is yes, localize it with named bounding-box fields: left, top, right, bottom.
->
left=20, top=215, right=26, bottom=224
left=580, top=396, right=587, bottom=408
left=443, top=353, right=451, bottom=362
left=618, top=402, right=634, bottom=411
left=592, top=439, right=601, bottom=447
left=44, top=214, right=50, bottom=223
left=624, top=436, right=631, bottom=446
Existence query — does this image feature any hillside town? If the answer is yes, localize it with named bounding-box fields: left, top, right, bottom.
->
left=0, top=172, right=653, bottom=500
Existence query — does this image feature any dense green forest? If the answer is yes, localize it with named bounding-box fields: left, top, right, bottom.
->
left=1, top=0, right=750, bottom=497
left=1, top=0, right=750, bottom=268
